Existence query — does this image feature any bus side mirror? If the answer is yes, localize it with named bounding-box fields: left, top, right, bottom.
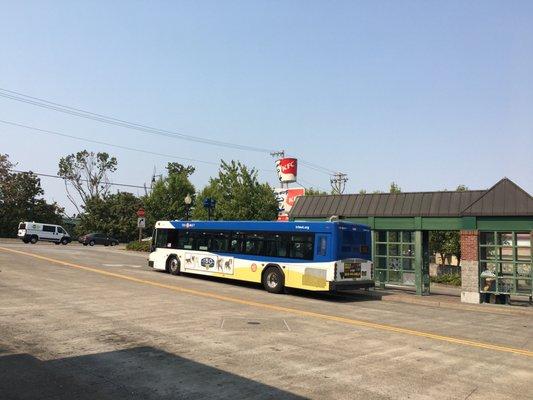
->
left=150, top=244, right=156, bottom=253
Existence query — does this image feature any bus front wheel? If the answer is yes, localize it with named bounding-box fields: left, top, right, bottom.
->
left=262, top=267, right=285, bottom=294
left=167, top=256, right=181, bottom=276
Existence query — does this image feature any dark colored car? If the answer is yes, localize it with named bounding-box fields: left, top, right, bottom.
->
left=78, top=233, right=119, bottom=247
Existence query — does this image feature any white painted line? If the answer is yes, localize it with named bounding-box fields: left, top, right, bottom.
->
left=103, top=264, right=143, bottom=268
left=283, top=319, right=291, bottom=332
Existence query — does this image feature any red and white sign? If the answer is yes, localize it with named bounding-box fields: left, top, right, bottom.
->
left=136, top=208, right=145, bottom=217
left=275, top=188, right=305, bottom=221
left=276, top=158, right=298, bottom=183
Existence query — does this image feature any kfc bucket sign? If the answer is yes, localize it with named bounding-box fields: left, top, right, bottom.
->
left=275, top=158, right=298, bottom=183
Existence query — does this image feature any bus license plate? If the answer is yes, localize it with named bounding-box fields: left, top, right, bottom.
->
left=344, top=263, right=361, bottom=279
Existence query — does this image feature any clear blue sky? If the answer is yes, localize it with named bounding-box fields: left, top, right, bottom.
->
left=1, top=0, right=532, bottom=215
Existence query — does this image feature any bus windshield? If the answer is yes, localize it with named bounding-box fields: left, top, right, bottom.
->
left=338, top=225, right=370, bottom=260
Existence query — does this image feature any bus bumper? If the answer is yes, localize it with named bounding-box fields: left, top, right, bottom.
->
left=329, top=280, right=375, bottom=292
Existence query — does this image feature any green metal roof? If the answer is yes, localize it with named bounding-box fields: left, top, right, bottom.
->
left=290, top=178, right=533, bottom=219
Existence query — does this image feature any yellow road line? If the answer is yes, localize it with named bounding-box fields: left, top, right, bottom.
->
left=2, top=245, right=532, bottom=358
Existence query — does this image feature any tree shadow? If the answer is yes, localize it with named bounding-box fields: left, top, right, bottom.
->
left=0, top=346, right=307, bottom=400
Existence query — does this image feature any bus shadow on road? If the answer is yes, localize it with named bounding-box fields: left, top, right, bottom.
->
left=0, top=346, right=307, bottom=400
left=155, top=270, right=379, bottom=304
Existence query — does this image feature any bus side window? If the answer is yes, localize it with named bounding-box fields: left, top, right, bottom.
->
left=167, top=229, right=179, bottom=248
left=178, top=231, right=195, bottom=250
left=210, top=232, right=229, bottom=253
left=229, top=233, right=243, bottom=253
left=244, top=233, right=265, bottom=256
left=264, top=233, right=288, bottom=258
left=197, top=231, right=210, bottom=251
left=289, top=234, right=314, bottom=260
left=317, top=235, right=327, bottom=256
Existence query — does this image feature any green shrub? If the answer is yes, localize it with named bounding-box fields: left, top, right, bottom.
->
left=126, top=241, right=151, bottom=252
left=430, top=273, right=461, bottom=286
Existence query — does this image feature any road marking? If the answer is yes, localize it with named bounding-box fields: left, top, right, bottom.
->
left=103, top=264, right=143, bottom=268
left=1, top=245, right=532, bottom=358
left=283, top=319, right=292, bottom=332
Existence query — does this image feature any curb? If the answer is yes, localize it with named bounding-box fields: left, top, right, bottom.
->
left=344, top=290, right=533, bottom=317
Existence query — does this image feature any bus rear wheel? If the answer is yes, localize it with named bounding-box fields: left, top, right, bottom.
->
left=262, top=267, right=285, bottom=294
left=167, top=256, right=181, bottom=276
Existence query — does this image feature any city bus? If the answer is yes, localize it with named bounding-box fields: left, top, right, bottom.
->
left=149, top=220, right=374, bottom=293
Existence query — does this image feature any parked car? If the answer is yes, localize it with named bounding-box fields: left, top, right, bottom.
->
left=78, top=233, right=119, bottom=247
left=17, top=221, right=72, bottom=245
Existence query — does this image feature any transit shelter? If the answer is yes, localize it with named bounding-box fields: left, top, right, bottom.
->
left=290, top=178, right=533, bottom=303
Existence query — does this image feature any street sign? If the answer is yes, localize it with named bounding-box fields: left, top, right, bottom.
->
left=137, top=217, right=146, bottom=228
left=136, top=208, right=145, bottom=217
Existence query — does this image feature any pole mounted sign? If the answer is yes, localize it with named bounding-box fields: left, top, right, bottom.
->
left=136, top=209, right=146, bottom=242
left=203, top=198, right=217, bottom=221
left=274, top=187, right=305, bottom=221
left=275, top=158, right=298, bottom=183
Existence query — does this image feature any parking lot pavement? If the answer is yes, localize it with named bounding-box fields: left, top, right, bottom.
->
left=0, top=240, right=532, bottom=400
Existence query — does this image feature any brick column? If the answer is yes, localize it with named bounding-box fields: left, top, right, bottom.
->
left=460, top=230, right=480, bottom=304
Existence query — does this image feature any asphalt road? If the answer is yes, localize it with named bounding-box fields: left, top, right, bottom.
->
left=0, top=240, right=532, bottom=400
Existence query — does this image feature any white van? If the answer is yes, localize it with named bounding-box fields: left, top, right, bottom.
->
left=17, top=222, right=72, bottom=245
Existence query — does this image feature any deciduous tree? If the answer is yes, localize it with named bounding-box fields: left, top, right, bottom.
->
left=0, top=154, right=63, bottom=237
left=304, top=187, right=328, bottom=196
left=193, top=160, right=277, bottom=221
left=389, top=182, right=402, bottom=193
left=144, top=162, right=196, bottom=226
left=58, top=150, right=118, bottom=213
left=76, top=192, right=143, bottom=242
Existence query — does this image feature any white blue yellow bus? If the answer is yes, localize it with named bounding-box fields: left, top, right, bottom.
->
left=149, top=220, right=374, bottom=293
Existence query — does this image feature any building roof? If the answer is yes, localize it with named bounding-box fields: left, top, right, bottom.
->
left=461, top=178, right=533, bottom=216
left=290, top=178, right=533, bottom=219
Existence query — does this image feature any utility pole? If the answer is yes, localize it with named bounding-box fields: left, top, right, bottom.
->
left=330, top=172, right=348, bottom=194
left=270, top=150, right=285, bottom=159
left=270, top=150, right=286, bottom=189
left=151, top=166, right=163, bottom=190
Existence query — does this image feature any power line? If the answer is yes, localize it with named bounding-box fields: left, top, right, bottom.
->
left=13, top=170, right=147, bottom=189
left=297, top=159, right=335, bottom=175
left=0, top=87, right=337, bottom=176
left=0, top=88, right=276, bottom=153
left=0, top=119, right=220, bottom=167
left=2, top=119, right=327, bottom=191
left=297, top=177, right=328, bottom=193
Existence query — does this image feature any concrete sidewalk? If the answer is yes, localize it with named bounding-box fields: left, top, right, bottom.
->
left=344, top=283, right=533, bottom=316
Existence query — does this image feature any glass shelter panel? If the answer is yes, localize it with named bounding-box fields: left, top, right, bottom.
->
left=374, top=230, right=416, bottom=286
left=479, top=231, right=532, bottom=296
